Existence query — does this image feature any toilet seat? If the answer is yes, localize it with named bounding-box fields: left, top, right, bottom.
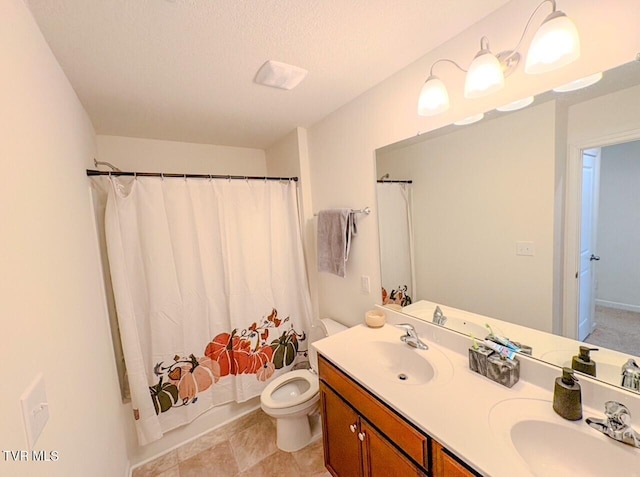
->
left=261, top=369, right=319, bottom=410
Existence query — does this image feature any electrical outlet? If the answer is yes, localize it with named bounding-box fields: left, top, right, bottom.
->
left=516, top=241, right=535, bottom=256
left=361, top=275, right=371, bottom=294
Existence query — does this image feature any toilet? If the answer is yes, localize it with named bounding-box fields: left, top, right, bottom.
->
left=260, top=318, right=347, bottom=452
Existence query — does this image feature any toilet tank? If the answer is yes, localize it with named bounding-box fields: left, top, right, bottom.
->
left=308, top=318, right=348, bottom=371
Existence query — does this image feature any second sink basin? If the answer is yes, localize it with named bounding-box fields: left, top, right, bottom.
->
left=489, top=398, right=639, bottom=476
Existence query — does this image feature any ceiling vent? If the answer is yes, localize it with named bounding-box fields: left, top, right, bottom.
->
left=254, top=60, right=308, bottom=90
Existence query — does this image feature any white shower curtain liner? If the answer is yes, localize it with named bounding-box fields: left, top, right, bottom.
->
left=377, top=182, right=415, bottom=304
left=102, top=176, right=312, bottom=445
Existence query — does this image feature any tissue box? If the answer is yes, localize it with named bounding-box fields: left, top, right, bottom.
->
left=486, top=354, right=520, bottom=388
left=468, top=345, right=494, bottom=376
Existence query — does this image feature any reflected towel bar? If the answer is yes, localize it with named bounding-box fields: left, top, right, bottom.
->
left=314, top=207, right=371, bottom=216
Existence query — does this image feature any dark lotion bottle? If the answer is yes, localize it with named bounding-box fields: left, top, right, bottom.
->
left=553, top=367, right=582, bottom=421
left=572, top=346, right=598, bottom=377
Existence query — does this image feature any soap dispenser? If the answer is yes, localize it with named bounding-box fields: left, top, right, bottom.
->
left=553, top=367, right=582, bottom=421
left=572, top=346, right=598, bottom=377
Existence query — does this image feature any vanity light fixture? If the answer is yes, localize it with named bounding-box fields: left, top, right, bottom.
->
left=453, top=113, right=484, bottom=126
left=552, top=72, right=603, bottom=92
left=496, top=96, right=535, bottom=112
left=417, top=0, right=580, bottom=117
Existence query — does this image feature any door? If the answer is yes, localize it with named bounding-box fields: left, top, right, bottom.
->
left=321, top=384, right=363, bottom=477
left=361, top=419, right=426, bottom=477
left=578, top=149, right=601, bottom=340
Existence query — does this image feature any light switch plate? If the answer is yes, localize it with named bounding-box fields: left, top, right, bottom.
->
left=20, top=373, right=49, bottom=450
left=361, top=275, right=371, bottom=294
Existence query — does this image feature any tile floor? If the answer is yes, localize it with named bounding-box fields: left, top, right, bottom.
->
left=132, top=409, right=330, bottom=477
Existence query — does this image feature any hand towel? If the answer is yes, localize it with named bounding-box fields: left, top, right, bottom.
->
left=317, top=208, right=358, bottom=277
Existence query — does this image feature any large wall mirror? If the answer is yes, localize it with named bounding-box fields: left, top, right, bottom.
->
left=376, top=58, right=640, bottom=391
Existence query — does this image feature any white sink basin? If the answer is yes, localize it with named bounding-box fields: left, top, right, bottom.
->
left=357, top=341, right=435, bottom=385
left=489, top=398, right=640, bottom=476
left=439, top=315, right=489, bottom=338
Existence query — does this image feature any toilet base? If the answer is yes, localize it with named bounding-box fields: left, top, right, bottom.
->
left=275, top=411, right=321, bottom=452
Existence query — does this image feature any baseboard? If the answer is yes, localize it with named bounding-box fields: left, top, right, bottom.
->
left=595, top=299, right=640, bottom=314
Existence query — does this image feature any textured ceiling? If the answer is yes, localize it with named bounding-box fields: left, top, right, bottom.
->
left=27, top=0, right=510, bottom=149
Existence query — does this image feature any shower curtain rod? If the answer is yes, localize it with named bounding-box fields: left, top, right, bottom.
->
left=86, top=170, right=298, bottom=182
left=377, top=179, right=413, bottom=183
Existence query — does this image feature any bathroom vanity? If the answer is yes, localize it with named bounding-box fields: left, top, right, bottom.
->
left=319, top=355, right=476, bottom=476
left=313, top=310, right=640, bottom=477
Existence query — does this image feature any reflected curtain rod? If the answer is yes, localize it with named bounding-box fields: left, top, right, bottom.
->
left=377, top=179, right=413, bottom=183
left=86, top=170, right=298, bottom=182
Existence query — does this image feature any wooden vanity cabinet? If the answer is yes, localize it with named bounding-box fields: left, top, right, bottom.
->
left=432, top=441, right=478, bottom=477
left=319, top=355, right=477, bottom=477
left=319, top=355, right=427, bottom=476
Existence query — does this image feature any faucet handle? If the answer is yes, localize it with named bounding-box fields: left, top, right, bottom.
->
left=604, top=401, right=632, bottom=427
left=395, top=323, right=415, bottom=332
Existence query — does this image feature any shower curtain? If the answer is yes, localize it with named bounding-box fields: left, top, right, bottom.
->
left=377, top=182, right=415, bottom=305
left=99, top=176, right=312, bottom=445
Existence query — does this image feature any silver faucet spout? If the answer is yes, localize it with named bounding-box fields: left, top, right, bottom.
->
left=433, top=306, right=447, bottom=326
left=621, top=359, right=640, bottom=392
left=395, top=323, right=429, bottom=350
left=586, top=401, right=640, bottom=448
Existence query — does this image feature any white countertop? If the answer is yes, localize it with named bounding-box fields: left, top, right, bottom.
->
left=313, top=313, right=640, bottom=477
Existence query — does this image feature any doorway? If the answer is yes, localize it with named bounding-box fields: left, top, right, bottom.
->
left=577, top=140, right=640, bottom=354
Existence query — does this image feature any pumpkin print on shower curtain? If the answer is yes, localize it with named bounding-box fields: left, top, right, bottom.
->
left=204, top=330, right=251, bottom=376
left=271, top=328, right=299, bottom=369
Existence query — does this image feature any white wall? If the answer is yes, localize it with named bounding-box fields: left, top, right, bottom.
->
left=307, top=0, right=640, bottom=328
left=95, top=135, right=266, bottom=174
left=0, top=1, right=129, bottom=475
left=265, top=128, right=319, bottom=320
left=377, top=102, right=557, bottom=331
left=596, top=141, right=640, bottom=310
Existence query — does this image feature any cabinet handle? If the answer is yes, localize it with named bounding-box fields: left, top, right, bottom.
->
left=349, top=424, right=357, bottom=433
left=358, top=432, right=365, bottom=441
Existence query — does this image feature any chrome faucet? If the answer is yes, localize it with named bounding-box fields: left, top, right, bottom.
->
left=621, top=359, right=640, bottom=392
left=433, top=306, right=447, bottom=326
left=586, top=401, right=640, bottom=448
left=395, top=323, right=429, bottom=350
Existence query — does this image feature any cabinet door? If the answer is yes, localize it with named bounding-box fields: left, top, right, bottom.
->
left=361, top=420, right=426, bottom=477
left=321, top=383, right=363, bottom=477
left=432, top=440, right=477, bottom=477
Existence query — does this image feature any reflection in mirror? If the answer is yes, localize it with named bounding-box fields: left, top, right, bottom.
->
left=377, top=178, right=414, bottom=307
left=376, top=59, right=640, bottom=391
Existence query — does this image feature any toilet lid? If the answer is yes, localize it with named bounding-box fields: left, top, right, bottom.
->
left=261, top=369, right=319, bottom=409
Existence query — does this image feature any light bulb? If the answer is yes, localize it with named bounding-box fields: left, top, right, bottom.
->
left=465, top=51, right=504, bottom=99
left=418, top=76, right=450, bottom=116
left=525, top=11, right=580, bottom=74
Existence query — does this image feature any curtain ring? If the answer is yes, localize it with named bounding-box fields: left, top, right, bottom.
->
left=134, top=171, right=137, bottom=180
left=160, top=173, right=164, bottom=181
left=209, top=174, right=213, bottom=182
left=227, top=175, right=231, bottom=182
left=244, top=176, right=249, bottom=183
left=184, top=174, right=187, bottom=182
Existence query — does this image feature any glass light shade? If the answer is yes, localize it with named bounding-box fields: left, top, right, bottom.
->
left=496, top=96, right=535, bottom=112
left=418, top=76, right=450, bottom=116
left=464, top=51, right=504, bottom=99
left=553, top=72, right=602, bottom=92
left=525, top=11, right=580, bottom=74
left=453, top=113, right=484, bottom=126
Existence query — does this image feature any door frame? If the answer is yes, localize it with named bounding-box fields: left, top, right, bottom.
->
left=563, top=128, right=640, bottom=339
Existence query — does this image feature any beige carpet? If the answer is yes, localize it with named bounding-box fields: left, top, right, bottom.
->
left=584, top=305, right=640, bottom=357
